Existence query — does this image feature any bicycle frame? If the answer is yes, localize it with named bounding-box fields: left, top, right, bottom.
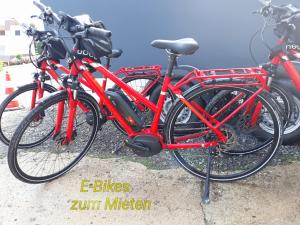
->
left=30, top=60, right=69, bottom=110
left=270, top=45, right=300, bottom=91
left=59, top=56, right=269, bottom=150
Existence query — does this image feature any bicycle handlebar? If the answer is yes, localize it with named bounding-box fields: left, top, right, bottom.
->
left=257, top=0, right=299, bottom=21
left=23, top=23, right=56, bottom=44
left=256, top=1, right=300, bottom=39
left=33, top=0, right=61, bottom=24
left=33, top=0, right=46, bottom=12
left=69, top=21, right=108, bottom=33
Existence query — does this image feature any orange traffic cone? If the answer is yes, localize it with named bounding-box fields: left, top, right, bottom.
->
left=4, top=71, right=21, bottom=111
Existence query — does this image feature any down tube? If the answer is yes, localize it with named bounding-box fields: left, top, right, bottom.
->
left=79, top=69, right=136, bottom=136
left=83, top=59, right=157, bottom=112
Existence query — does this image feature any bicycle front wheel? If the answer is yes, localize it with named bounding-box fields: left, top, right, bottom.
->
left=164, top=86, right=283, bottom=182
left=8, top=90, right=100, bottom=183
left=0, top=82, right=56, bottom=147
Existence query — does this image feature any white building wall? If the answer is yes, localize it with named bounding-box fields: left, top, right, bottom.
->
left=0, top=24, right=32, bottom=60
left=5, top=25, right=31, bottom=56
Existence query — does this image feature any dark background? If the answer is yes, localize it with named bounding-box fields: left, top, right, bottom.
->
left=43, top=0, right=299, bottom=70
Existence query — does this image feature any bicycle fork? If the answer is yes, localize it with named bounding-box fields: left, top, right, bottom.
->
left=30, top=79, right=45, bottom=110
left=53, top=88, right=78, bottom=145
left=66, top=88, right=78, bottom=144
left=31, top=77, right=46, bottom=122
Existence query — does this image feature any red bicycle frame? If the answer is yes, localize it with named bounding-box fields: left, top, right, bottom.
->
left=30, top=60, right=70, bottom=110
left=58, top=56, right=269, bottom=150
left=270, top=46, right=300, bottom=91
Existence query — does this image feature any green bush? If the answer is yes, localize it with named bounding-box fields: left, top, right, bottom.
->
left=35, top=42, right=43, bottom=55
left=16, top=54, right=22, bottom=61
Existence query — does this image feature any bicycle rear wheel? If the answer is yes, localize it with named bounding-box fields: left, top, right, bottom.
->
left=8, top=90, right=100, bottom=183
left=0, top=82, right=56, bottom=147
left=204, top=84, right=290, bottom=154
left=164, top=86, right=283, bottom=181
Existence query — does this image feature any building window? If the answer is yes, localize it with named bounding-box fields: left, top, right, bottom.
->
left=0, top=30, right=5, bottom=36
left=15, top=30, right=21, bottom=36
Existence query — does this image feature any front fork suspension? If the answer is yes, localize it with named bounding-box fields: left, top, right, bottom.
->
left=53, top=87, right=78, bottom=145
left=31, top=80, right=45, bottom=110
left=66, top=88, right=78, bottom=144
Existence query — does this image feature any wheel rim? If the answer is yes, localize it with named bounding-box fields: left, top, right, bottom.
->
left=12, top=93, right=99, bottom=182
left=260, top=95, right=300, bottom=135
left=160, top=97, right=192, bottom=124
left=0, top=84, right=54, bottom=147
left=284, top=96, right=300, bottom=134
left=167, top=87, right=281, bottom=181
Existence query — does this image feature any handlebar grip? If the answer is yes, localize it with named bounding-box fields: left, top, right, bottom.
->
left=87, top=27, right=112, bottom=38
left=33, top=0, right=47, bottom=12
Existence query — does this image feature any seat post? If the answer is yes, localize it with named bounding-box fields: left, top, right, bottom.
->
left=166, top=52, right=178, bottom=77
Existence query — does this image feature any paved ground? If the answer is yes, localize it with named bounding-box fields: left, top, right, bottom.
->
left=0, top=147, right=299, bottom=225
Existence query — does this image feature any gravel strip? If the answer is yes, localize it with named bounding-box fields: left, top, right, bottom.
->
left=1, top=121, right=299, bottom=171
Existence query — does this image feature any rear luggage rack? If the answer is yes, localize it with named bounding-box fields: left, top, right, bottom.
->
left=175, top=67, right=269, bottom=89
left=115, top=65, right=162, bottom=78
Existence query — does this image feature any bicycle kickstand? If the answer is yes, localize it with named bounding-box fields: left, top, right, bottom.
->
left=202, top=147, right=213, bottom=204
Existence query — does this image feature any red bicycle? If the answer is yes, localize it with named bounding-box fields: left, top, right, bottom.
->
left=0, top=24, right=167, bottom=147
left=209, top=0, right=300, bottom=146
left=0, top=27, right=68, bottom=147
left=7, top=1, right=284, bottom=203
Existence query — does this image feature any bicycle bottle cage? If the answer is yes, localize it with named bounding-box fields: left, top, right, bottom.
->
left=105, top=89, right=144, bottom=131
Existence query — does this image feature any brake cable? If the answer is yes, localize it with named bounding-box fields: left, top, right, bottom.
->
left=249, top=28, right=261, bottom=65
left=29, top=39, right=40, bottom=69
left=249, top=15, right=277, bottom=65
left=260, top=17, right=273, bottom=51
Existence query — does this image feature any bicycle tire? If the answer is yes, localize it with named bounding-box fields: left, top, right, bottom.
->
left=8, top=90, right=100, bottom=183
left=204, top=83, right=291, bottom=153
left=0, top=82, right=57, bottom=147
left=164, top=86, right=283, bottom=182
left=280, top=93, right=300, bottom=144
left=249, top=83, right=294, bottom=144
